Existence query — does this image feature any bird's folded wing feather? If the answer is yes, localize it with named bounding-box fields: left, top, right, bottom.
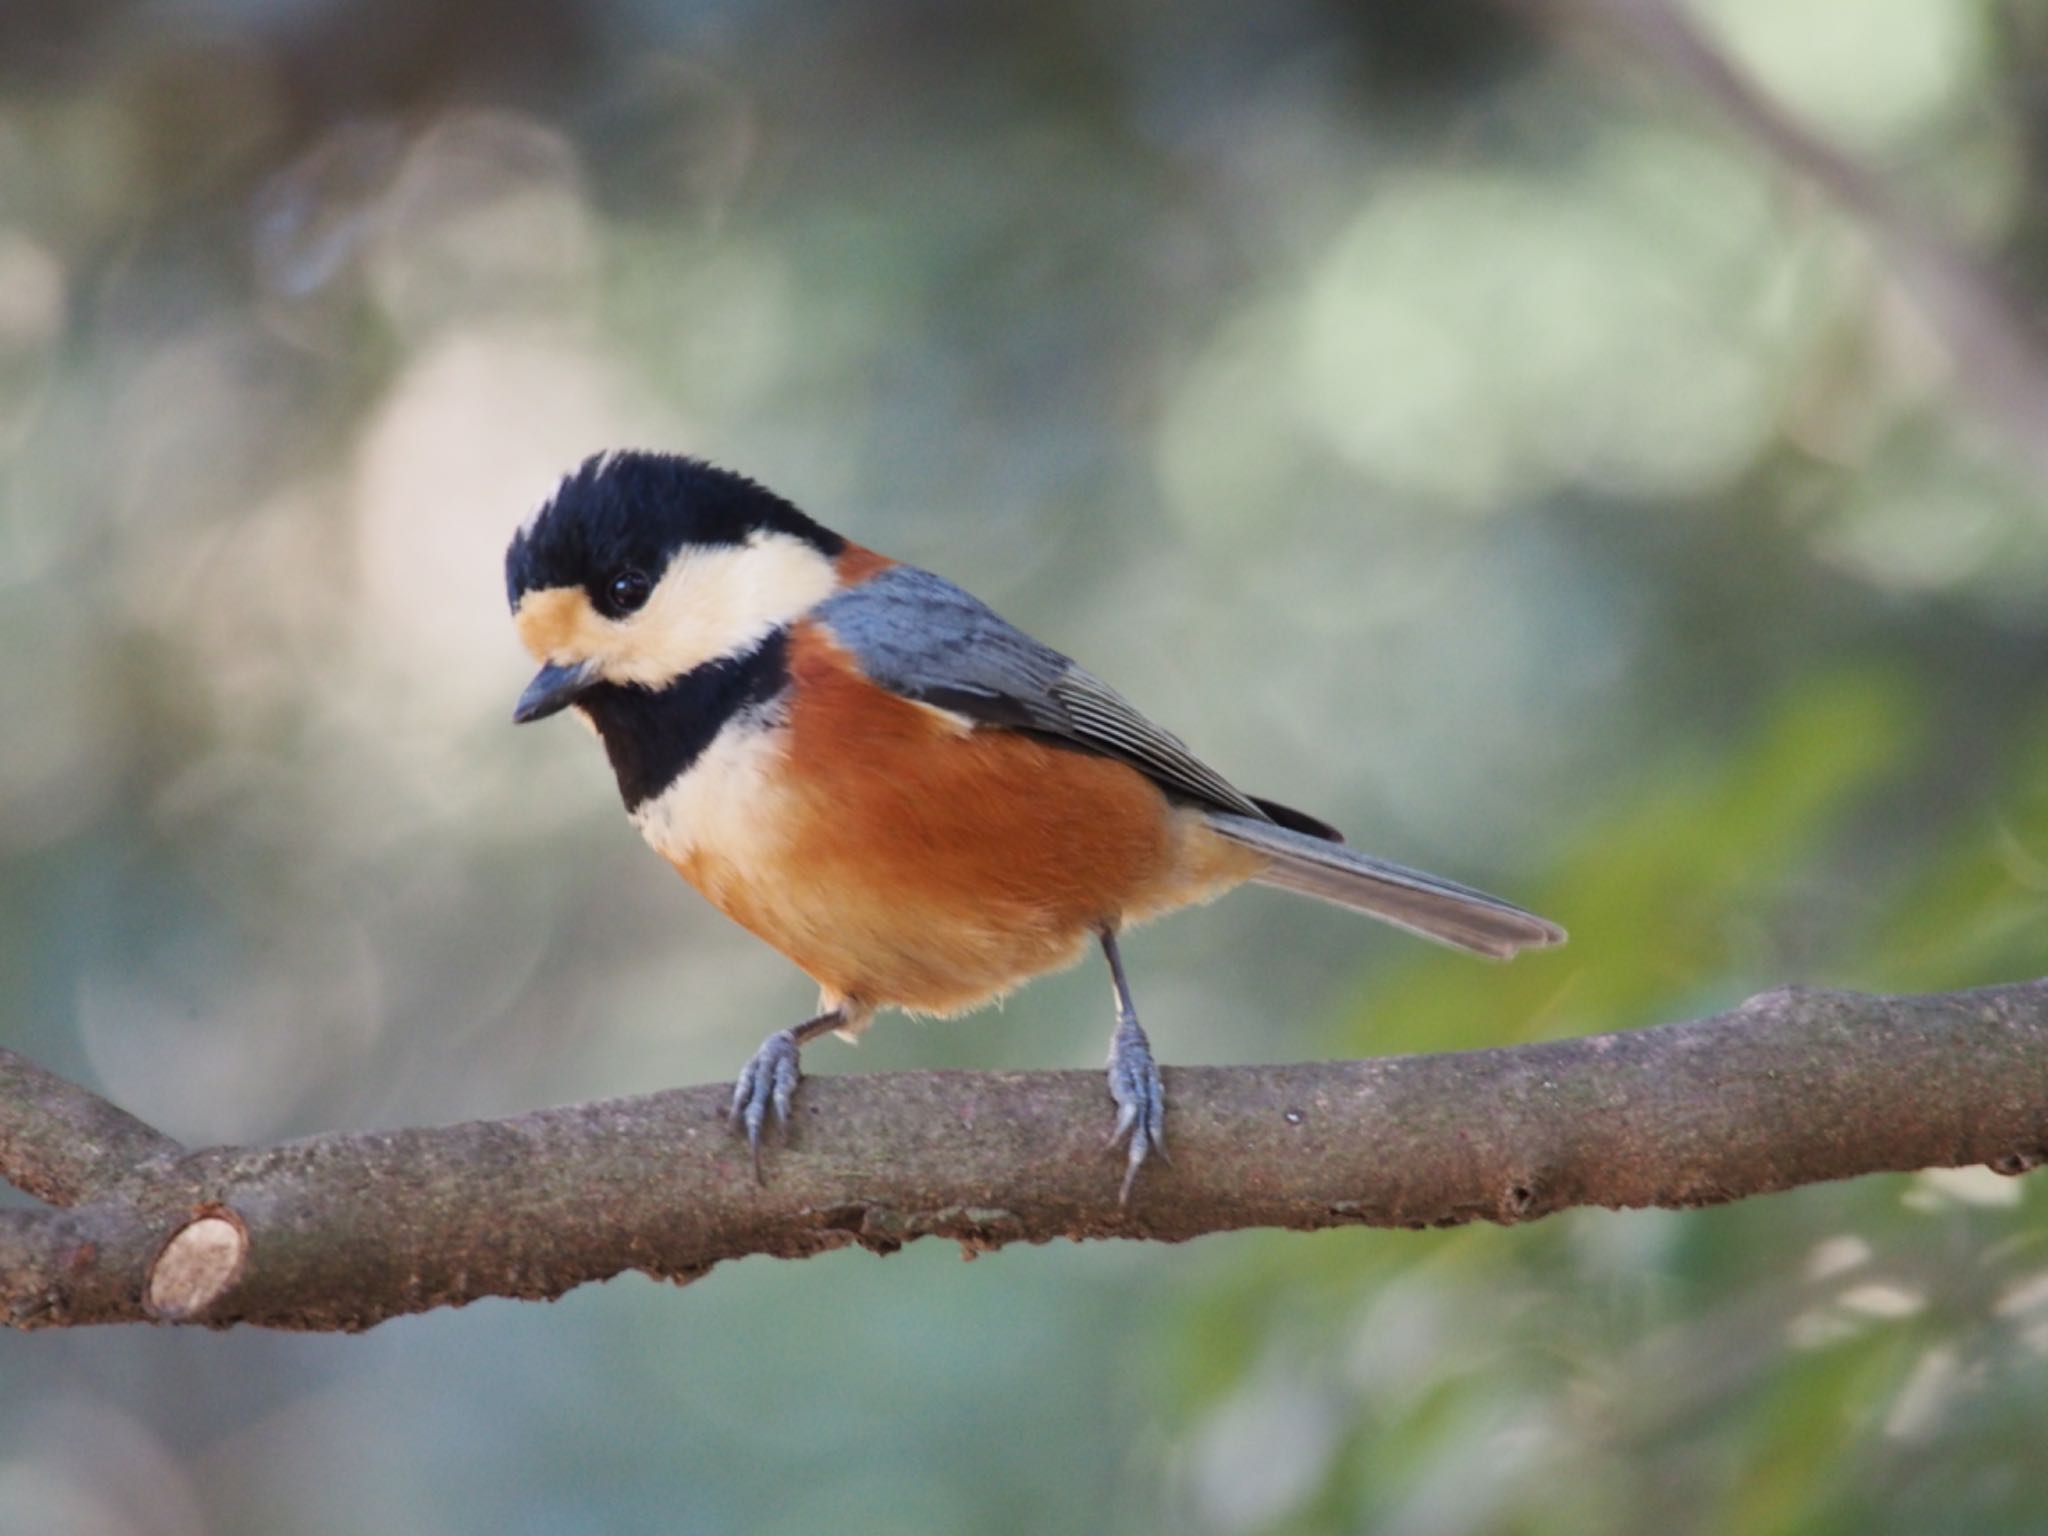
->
left=816, top=564, right=1268, bottom=820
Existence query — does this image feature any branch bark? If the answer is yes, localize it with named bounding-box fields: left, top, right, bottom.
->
left=0, top=1049, right=185, bottom=1206
left=6, top=978, right=2048, bottom=1332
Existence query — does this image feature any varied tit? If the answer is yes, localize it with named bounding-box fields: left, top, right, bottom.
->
left=506, top=451, right=1564, bottom=1199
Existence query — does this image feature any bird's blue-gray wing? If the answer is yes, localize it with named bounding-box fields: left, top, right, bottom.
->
left=816, top=564, right=1267, bottom=819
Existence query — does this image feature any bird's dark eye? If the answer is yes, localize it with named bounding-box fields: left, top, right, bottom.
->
left=606, top=569, right=651, bottom=615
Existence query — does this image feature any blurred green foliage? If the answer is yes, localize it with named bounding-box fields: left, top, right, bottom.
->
left=6, top=1, right=2048, bottom=1532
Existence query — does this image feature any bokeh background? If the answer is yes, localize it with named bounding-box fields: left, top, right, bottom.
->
left=7, top=1, right=2048, bottom=1531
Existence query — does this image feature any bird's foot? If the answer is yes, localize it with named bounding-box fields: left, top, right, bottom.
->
left=1105, top=1013, right=1168, bottom=1204
left=729, top=1027, right=803, bottom=1179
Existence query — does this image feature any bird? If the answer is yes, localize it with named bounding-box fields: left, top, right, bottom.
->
left=505, top=450, right=1565, bottom=1200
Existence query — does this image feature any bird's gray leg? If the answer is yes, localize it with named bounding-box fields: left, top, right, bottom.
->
left=729, top=1006, right=850, bottom=1179
left=1099, top=928, right=1167, bottom=1204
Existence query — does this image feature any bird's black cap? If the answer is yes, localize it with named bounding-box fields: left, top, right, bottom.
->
left=505, top=451, right=844, bottom=611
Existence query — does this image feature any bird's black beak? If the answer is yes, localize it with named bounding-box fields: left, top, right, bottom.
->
left=513, top=659, right=599, bottom=724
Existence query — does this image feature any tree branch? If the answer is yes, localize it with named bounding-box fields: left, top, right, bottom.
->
left=5, top=979, right=2048, bottom=1332
left=0, top=1050, right=186, bottom=1206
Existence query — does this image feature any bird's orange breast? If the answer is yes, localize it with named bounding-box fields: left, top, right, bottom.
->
left=650, top=620, right=1262, bottom=1016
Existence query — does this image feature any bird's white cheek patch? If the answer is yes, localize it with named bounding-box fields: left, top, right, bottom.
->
left=628, top=715, right=792, bottom=874
left=609, top=534, right=838, bottom=688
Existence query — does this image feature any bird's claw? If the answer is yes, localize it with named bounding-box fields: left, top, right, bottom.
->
left=729, top=1027, right=802, bottom=1180
left=1105, top=1013, right=1167, bottom=1205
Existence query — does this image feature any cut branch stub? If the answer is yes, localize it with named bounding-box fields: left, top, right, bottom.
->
left=145, top=1209, right=249, bottom=1321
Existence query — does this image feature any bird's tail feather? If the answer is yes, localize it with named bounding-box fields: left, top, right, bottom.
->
left=1205, top=811, right=1566, bottom=960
